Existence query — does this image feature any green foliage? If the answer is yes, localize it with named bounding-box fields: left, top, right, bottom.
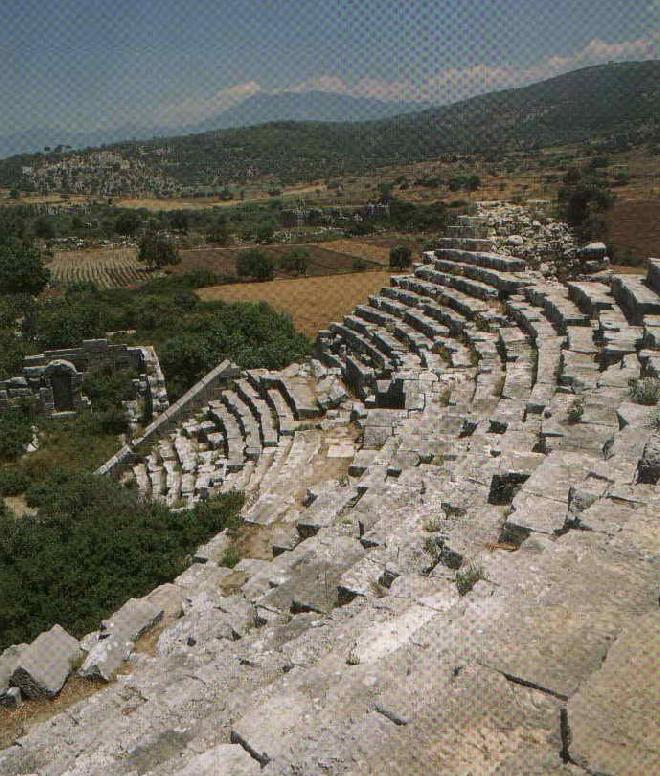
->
left=0, top=243, right=50, bottom=296
left=0, top=466, right=30, bottom=496
left=138, top=231, right=181, bottom=270
left=237, top=249, right=275, bottom=281
left=628, top=377, right=660, bottom=406
left=568, top=397, right=585, bottom=423
left=0, top=407, right=33, bottom=462
left=558, top=168, right=615, bottom=239
left=114, top=211, right=141, bottom=236
left=255, top=221, right=276, bottom=243
left=220, top=546, right=241, bottom=568
left=455, top=562, right=486, bottom=596
left=206, top=216, right=229, bottom=245
left=389, top=244, right=412, bottom=269
left=0, top=472, right=244, bottom=649
left=158, top=300, right=311, bottom=396
left=279, top=247, right=310, bottom=275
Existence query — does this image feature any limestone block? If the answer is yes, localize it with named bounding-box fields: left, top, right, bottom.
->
left=10, top=624, right=82, bottom=699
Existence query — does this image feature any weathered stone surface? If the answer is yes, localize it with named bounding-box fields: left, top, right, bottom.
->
left=568, top=611, right=660, bottom=775
left=10, top=624, right=81, bottom=699
left=178, top=743, right=260, bottom=775
left=637, top=434, right=660, bottom=484
left=99, top=597, right=164, bottom=642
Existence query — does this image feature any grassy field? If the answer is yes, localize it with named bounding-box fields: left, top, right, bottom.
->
left=48, top=245, right=145, bottom=288
left=196, top=270, right=392, bottom=336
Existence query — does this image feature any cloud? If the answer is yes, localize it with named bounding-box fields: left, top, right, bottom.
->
left=154, top=81, right=262, bottom=127
left=284, top=35, right=658, bottom=104
left=152, top=34, right=657, bottom=128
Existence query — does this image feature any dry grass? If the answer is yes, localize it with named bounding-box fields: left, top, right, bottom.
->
left=197, top=270, right=392, bottom=336
left=48, top=245, right=146, bottom=288
left=606, top=199, right=660, bottom=261
left=0, top=676, right=100, bottom=749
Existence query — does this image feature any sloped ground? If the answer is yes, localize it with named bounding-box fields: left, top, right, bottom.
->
left=1, top=203, right=658, bottom=775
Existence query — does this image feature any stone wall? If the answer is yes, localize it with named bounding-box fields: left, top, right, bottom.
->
left=96, top=358, right=241, bottom=477
left=0, top=339, right=168, bottom=420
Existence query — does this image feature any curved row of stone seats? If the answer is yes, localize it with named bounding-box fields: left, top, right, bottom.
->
left=611, top=269, right=660, bottom=324
left=417, top=262, right=500, bottom=301
left=434, top=246, right=527, bottom=273
left=4, top=206, right=657, bottom=774
left=432, top=251, right=531, bottom=299
left=523, top=281, right=590, bottom=333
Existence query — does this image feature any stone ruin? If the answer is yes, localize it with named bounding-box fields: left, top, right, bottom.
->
left=0, top=202, right=658, bottom=775
left=0, top=339, right=169, bottom=427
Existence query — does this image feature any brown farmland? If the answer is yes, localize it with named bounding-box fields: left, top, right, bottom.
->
left=196, top=270, right=393, bottom=336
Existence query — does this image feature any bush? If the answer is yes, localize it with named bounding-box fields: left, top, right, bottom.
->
left=568, top=397, right=585, bottom=423
left=0, top=407, right=33, bottom=461
left=389, top=244, right=412, bottom=269
left=237, top=249, right=275, bottom=281
left=628, top=377, right=660, bottom=406
left=138, top=232, right=181, bottom=270
left=0, top=244, right=50, bottom=296
left=0, top=472, right=244, bottom=649
left=0, top=467, right=30, bottom=496
left=279, top=248, right=309, bottom=275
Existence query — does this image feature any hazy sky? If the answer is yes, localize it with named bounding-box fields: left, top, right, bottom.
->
left=1, top=0, right=657, bottom=135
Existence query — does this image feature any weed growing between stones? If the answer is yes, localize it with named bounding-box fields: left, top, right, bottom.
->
left=567, top=397, right=585, bottom=423
left=455, top=562, right=486, bottom=596
left=628, top=377, right=660, bottom=405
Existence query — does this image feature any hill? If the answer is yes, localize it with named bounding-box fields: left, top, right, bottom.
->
left=1, top=60, right=658, bottom=188
left=184, top=90, right=432, bottom=134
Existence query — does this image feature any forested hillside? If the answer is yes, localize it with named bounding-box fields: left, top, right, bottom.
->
left=1, top=60, right=658, bottom=188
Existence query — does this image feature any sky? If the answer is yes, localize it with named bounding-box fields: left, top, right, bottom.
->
left=0, top=0, right=657, bottom=139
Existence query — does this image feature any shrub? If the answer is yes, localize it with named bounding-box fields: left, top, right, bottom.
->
left=0, top=467, right=30, bottom=496
left=352, top=258, right=368, bottom=271
left=628, top=377, right=660, bottom=406
left=279, top=248, right=310, bottom=275
left=237, top=249, right=275, bottom=281
left=389, top=244, right=412, bottom=269
left=568, top=397, right=585, bottom=423
left=651, top=409, right=660, bottom=430
left=0, top=472, right=244, bottom=649
left=0, top=244, right=50, bottom=296
left=0, top=407, right=33, bottom=461
left=138, top=232, right=180, bottom=270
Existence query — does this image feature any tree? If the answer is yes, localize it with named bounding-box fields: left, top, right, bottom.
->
left=255, top=221, right=275, bottom=243
left=114, top=211, right=141, bottom=237
left=138, top=232, right=180, bottom=270
left=558, top=178, right=615, bottom=238
left=0, top=244, right=50, bottom=296
left=207, top=216, right=229, bottom=245
left=33, top=216, right=55, bottom=240
left=389, top=244, right=412, bottom=270
left=237, top=249, right=274, bottom=281
left=279, top=248, right=309, bottom=276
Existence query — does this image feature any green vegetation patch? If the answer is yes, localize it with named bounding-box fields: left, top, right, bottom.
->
left=0, top=473, right=244, bottom=650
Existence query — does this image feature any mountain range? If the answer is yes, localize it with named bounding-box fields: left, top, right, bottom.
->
left=0, top=92, right=431, bottom=160
left=1, top=60, right=658, bottom=185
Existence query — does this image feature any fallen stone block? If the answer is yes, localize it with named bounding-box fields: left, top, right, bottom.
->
left=10, top=624, right=82, bottom=699
left=99, top=597, right=164, bottom=643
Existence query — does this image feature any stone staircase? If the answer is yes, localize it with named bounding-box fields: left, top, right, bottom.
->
left=1, top=203, right=658, bottom=776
